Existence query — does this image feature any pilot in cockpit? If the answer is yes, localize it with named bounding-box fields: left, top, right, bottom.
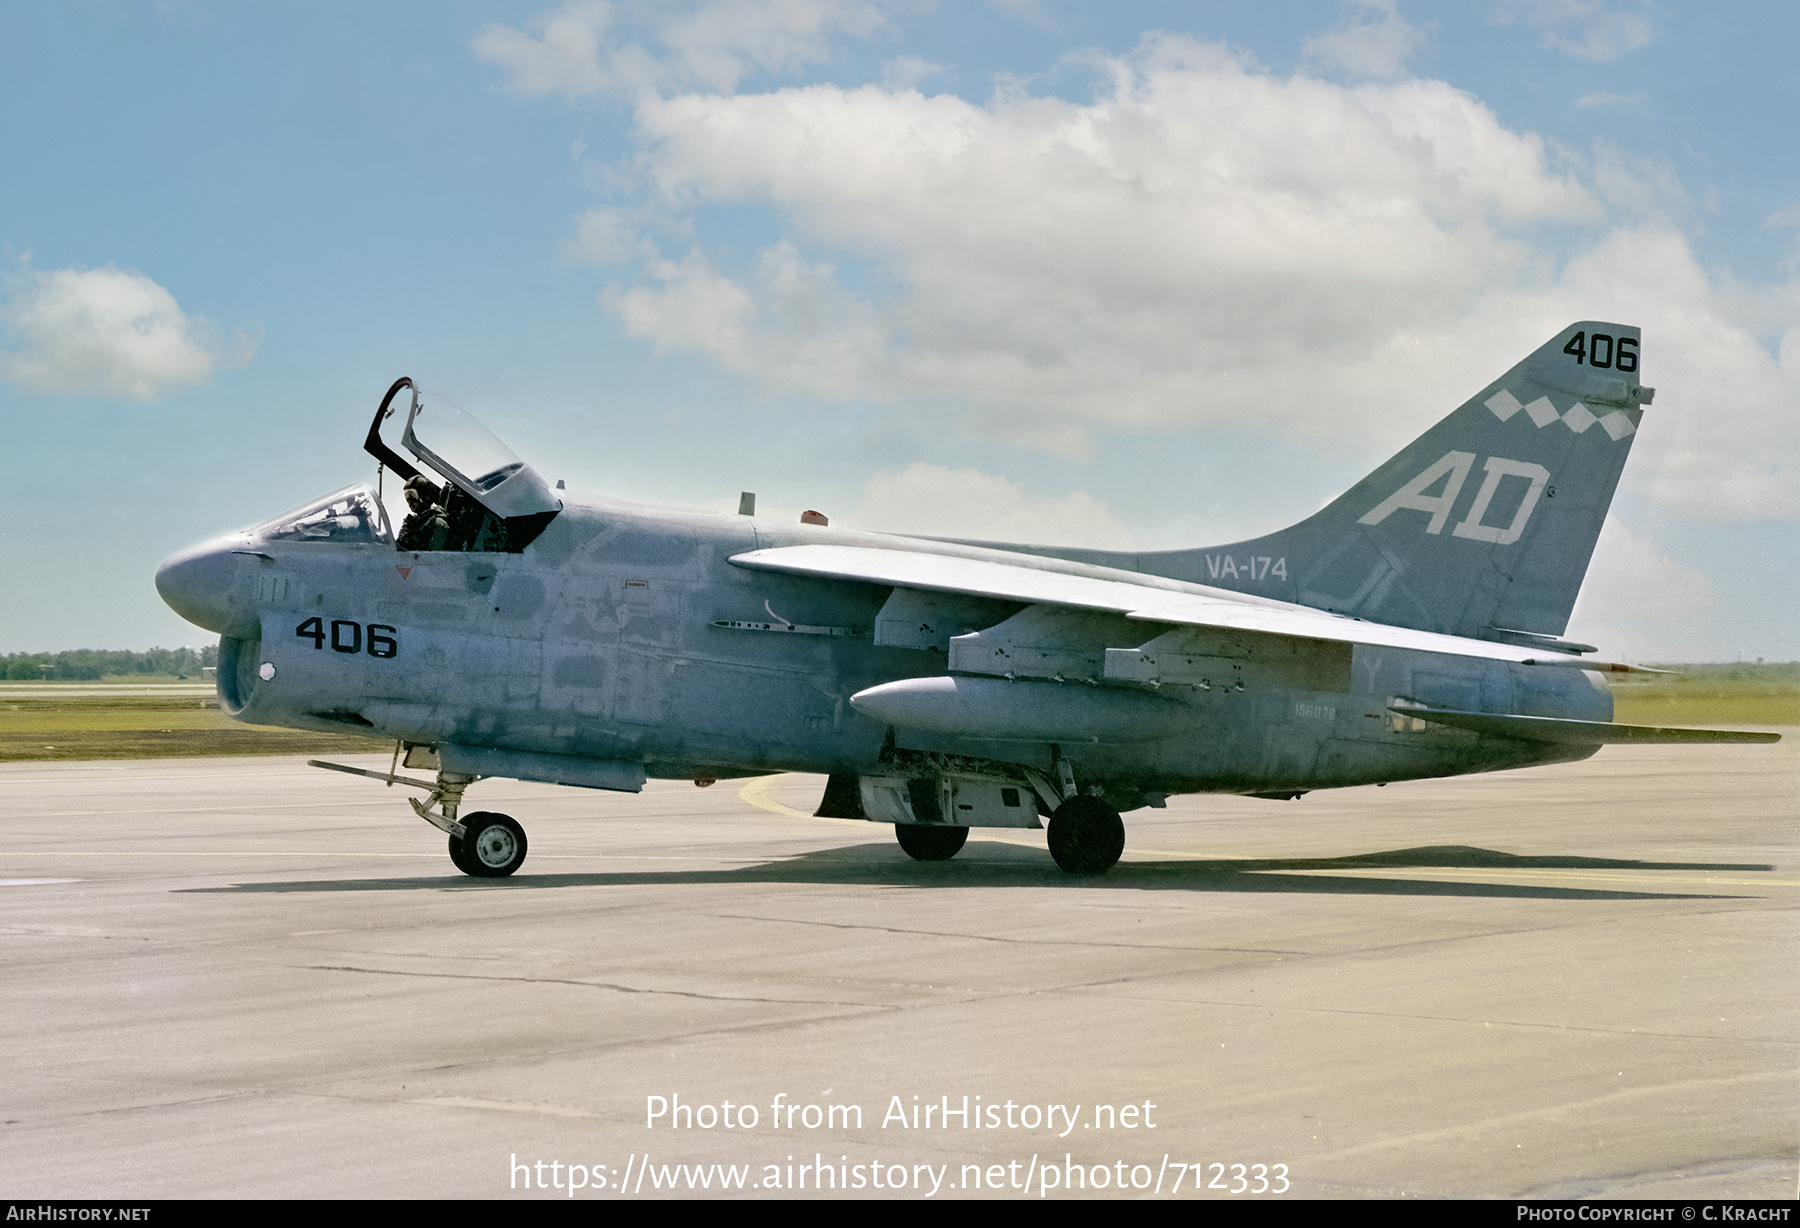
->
left=395, top=475, right=449, bottom=551
left=394, top=473, right=513, bottom=553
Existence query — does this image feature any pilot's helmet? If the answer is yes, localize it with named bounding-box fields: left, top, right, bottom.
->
left=403, top=476, right=436, bottom=512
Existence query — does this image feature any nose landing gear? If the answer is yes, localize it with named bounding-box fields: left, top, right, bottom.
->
left=306, top=755, right=529, bottom=878
left=410, top=772, right=529, bottom=878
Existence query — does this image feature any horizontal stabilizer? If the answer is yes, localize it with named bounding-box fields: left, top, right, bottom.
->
left=1393, top=704, right=1780, bottom=745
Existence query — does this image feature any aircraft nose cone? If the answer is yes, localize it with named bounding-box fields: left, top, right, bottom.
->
left=155, top=539, right=258, bottom=638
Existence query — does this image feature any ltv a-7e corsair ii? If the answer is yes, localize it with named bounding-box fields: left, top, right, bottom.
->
left=156, top=323, right=1776, bottom=877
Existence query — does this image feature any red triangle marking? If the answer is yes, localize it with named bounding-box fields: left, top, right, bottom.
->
left=395, top=566, right=412, bottom=581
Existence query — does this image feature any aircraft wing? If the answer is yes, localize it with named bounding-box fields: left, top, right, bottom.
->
left=729, top=543, right=1643, bottom=672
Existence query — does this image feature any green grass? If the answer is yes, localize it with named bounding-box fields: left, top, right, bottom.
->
left=0, top=695, right=388, bottom=761
left=0, top=672, right=208, bottom=686
left=1609, top=662, right=1799, bottom=728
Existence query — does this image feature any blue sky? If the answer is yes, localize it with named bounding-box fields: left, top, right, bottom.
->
left=2, top=1, right=1795, bottom=661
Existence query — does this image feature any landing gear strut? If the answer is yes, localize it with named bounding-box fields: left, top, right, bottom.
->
left=894, top=823, right=969, bottom=861
left=1046, top=795, right=1124, bottom=875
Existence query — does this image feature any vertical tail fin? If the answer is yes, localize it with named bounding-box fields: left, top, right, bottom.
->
left=1146, top=322, right=1653, bottom=638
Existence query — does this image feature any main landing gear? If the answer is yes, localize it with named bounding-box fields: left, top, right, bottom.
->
left=884, top=765, right=1127, bottom=873
left=1046, top=795, right=1125, bottom=875
left=413, top=775, right=528, bottom=879
left=894, top=823, right=969, bottom=861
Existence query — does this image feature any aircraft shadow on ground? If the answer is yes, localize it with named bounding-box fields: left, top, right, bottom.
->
left=183, top=843, right=1770, bottom=901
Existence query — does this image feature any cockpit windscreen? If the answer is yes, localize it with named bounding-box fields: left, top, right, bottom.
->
left=250, top=485, right=392, bottom=545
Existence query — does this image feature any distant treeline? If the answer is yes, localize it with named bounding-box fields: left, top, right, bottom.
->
left=2, top=646, right=219, bottom=681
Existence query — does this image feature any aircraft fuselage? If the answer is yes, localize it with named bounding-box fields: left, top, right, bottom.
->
left=206, top=494, right=1611, bottom=802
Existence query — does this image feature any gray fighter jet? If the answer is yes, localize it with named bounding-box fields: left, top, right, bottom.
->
left=155, top=322, right=1776, bottom=878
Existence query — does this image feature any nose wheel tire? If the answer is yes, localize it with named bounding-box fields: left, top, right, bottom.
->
left=448, top=833, right=475, bottom=874
left=455, top=812, right=527, bottom=877
left=1047, top=796, right=1124, bottom=875
left=895, top=823, right=969, bottom=861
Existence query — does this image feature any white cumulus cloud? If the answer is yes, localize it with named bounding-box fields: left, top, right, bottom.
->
left=472, top=1, right=617, bottom=97
left=1493, top=1, right=1662, bottom=62
left=1303, top=0, right=1427, bottom=80
left=604, top=242, right=891, bottom=401
left=849, top=463, right=1137, bottom=549
left=610, top=37, right=1596, bottom=441
left=2, top=265, right=250, bottom=401
left=591, top=34, right=1796, bottom=519
left=1766, top=204, right=1800, bottom=274
left=567, top=207, right=645, bottom=264
left=475, top=0, right=882, bottom=96
left=663, top=0, right=884, bottom=93
left=1567, top=515, right=1719, bottom=660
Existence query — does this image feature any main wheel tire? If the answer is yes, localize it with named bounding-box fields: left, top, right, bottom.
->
left=448, top=832, right=475, bottom=875
left=894, top=823, right=969, bottom=862
left=458, top=812, right=527, bottom=877
left=1046, top=796, right=1124, bottom=875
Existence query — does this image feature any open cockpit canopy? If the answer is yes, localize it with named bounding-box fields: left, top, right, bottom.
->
left=363, top=377, right=561, bottom=553
left=366, top=377, right=561, bottom=520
